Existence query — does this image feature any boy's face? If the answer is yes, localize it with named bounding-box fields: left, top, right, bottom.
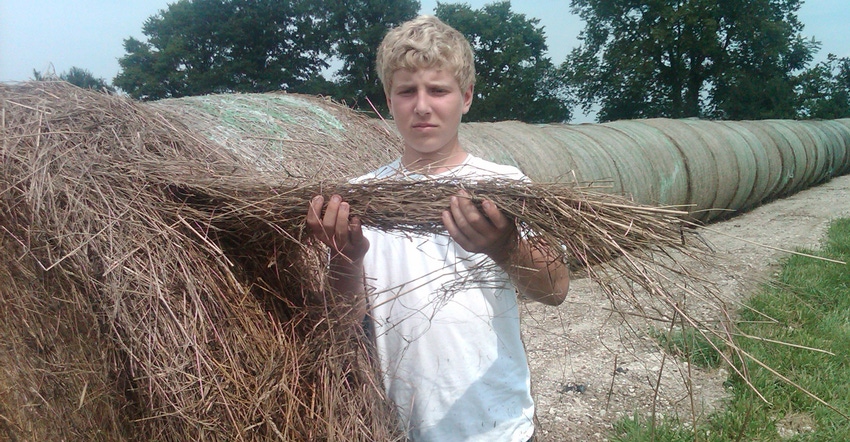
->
left=387, top=67, right=473, bottom=163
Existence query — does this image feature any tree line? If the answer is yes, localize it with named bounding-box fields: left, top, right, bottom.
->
left=41, top=0, right=850, bottom=123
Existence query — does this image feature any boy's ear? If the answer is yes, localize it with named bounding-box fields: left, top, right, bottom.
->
left=462, top=85, right=473, bottom=114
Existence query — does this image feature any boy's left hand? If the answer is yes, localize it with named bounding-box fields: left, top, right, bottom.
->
left=442, top=190, right=515, bottom=263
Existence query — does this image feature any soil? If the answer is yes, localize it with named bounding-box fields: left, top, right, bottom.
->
left=521, top=174, right=850, bottom=442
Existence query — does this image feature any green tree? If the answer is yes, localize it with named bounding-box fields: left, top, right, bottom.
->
left=564, top=0, right=816, bottom=122
left=321, top=0, right=419, bottom=114
left=708, top=1, right=816, bottom=119
left=797, top=54, right=850, bottom=119
left=114, top=0, right=333, bottom=100
left=437, top=1, right=571, bottom=123
left=33, top=66, right=115, bottom=92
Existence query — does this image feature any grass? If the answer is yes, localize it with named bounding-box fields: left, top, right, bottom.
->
left=614, top=217, right=850, bottom=441
left=649, top=326, right=726, bottom=370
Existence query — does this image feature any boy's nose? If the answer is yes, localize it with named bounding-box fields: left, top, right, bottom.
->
left=414, top=92, right=431, bottom=115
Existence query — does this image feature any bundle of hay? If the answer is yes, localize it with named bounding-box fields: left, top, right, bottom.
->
left=1, top=82, right=740, bottom=440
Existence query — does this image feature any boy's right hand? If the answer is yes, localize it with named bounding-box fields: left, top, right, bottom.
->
left=306, top=194, right=369, bottom=263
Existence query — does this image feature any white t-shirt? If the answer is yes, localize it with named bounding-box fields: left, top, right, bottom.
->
left=356, top=154, right=535, bottom=442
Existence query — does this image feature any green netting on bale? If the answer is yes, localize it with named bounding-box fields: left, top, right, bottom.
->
left=639, top=118, right=719, bottom=221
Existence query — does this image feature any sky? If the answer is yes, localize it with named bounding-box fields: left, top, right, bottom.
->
left=1, top=1, right=847, bottom=95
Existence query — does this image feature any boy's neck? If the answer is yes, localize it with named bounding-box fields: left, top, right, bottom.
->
left=401, top=150, right=469, bottom=175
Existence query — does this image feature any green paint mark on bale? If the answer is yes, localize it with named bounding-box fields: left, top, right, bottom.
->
left=167, top=93, right=345, bottom=143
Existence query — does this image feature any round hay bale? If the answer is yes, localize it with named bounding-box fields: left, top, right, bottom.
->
left=151, top=92, right=400, bottom=179
left=715, top=121, right=776, bottom=210
left=832, top=118, right=850, bottom=175
left=460, top=122, right=624, bottom=194
left=541, top=125, right=623, bottom=189
left=1, top=82, right=400, bottom=441
left=809, top=120, right=849, bottom=178
left=747, top=120, right=800, bottom=198
left=825, top=119, right=850, bottom=175
left=700, top=121, right=757, bottom=213
left=566, top=123, right=658, bottom=204
left=770, top=120, right=822, bottom=189
left=605, top=120, right=689, bottom=206
left=0, top=244, right=136, bottom=441
left=461, top=121, right=568, bottom=177
left=639, top=118, right=719, bottom=221
left=676, top=120, right=743, bottom=220
left=798, top=121, right=834, bottom=186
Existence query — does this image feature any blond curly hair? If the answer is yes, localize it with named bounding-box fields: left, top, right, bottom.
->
left=376, top=15, right=476, bottom=96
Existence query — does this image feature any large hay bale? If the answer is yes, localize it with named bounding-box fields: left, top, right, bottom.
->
left=0, top=82, right=400, bottom=441
left=638, top=118, right=720, bottom=220
left=150, top=93, right=400, bottom=178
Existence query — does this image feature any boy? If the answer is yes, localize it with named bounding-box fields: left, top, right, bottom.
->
left=306, top=15, right=569, bottom=442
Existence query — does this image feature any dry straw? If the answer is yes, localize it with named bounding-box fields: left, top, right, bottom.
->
left=1, top=82, right=400, bottom=441
left=1, top=82, right=830, bottom=440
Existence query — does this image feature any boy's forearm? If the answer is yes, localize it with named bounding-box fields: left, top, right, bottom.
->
left=493, top=239, right=570, bottom=306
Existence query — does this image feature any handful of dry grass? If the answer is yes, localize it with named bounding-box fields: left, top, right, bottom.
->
left=161, top=171, right=697, bottom=269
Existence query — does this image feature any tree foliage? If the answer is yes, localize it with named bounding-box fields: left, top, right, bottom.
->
left=797, top=54, right=850, bottom=119
left=437, top=1, right=571, bottom=123
left=114, top=0, right=333, bottom=100
left=322, top=0, right=419, bottom=113
left=563, top=0, right=816, bottom=122
left=112, top=0, right=572, bottom=123
left=33, top=66, right=115, bottom=93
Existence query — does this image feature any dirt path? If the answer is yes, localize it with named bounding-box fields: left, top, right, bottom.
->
left=522, top=174, right=850, bottom=442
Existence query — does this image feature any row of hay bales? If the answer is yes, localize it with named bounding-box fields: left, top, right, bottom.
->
left=156, top=93, right=850, bottom=222
left=460, top=118, right=850, bottom=221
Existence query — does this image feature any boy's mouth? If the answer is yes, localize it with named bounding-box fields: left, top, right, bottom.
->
left=412, top=123, right=437, bottom=129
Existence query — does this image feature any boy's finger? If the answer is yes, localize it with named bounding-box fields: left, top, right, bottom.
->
left=449, top=196, right=478, bottom=236
left=444, top=207, right=480, bottom=251
left=322, top=195, right=342, bottom=232
left=348, top=216, right=369, bottom=258
left=456, top=193, right=497, bottom=234
left=349, top=216, right=363, bottom=242
left=481, top=199, right=510, bottom=230
left=442, top=209, right=465, bottom=244
left=307, top=195, right=325, bottom=232
left=336, top=202, right=352, bottom=240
